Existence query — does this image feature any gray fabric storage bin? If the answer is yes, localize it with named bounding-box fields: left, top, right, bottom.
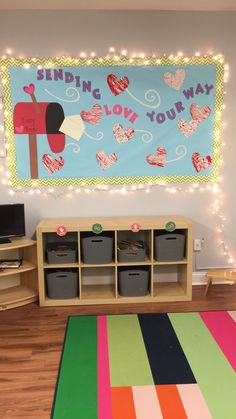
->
left=118, top=240, right=146, bottom=262
left=46, top=269, right=78, bottom=299
left=47, top=242, right=77, bottom=264
left=155, top=233, right=185, bottom=261
left=81, top=233, right=113, bottom=264
left=118, top=268, right=149, bottom=296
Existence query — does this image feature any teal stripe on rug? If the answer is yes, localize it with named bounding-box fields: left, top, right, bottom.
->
left=168, top=312, right=236, bottom=419
left=107, top=314, right=153, bottom=386
left=52, top=316, right=97, bottom=419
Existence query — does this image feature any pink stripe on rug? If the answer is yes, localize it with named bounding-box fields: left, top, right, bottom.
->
left=228, top=311, right=236, bottom=322
left=98, top=315, right=112, bottom=419
left=132, top=385, right=163, bottom=419
left=199, top=311, right=236, bottom=372
left=177, top=384, right=212, bottom=419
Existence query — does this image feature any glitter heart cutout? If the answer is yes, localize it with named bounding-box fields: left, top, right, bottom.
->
left=192, top=152, right=212, bottom=172
left=80, top=104, right=102, bottom=125
left=96, top=150, right=118, bottom=170
left=190, top=103, right=211, bottom=122
left=42, top=154, right=64, bottom=174
left=107, top=74, right=129, bottom=96
left=146, top=147, right=167, bottom=167
left=163, top=69, right=185, bottom=90
left=178, top=118, right=199, bottom=137
left=113, top=123, right=135, bottom=144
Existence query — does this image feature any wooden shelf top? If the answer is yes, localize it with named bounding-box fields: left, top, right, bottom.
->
left=37, top=215, right=192, bottom=232
left=0, top=237, right=36, bottom=251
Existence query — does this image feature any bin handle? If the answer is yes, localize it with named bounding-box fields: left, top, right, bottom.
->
left=56, top=274, right=67, bottom=278
left=165, top=237, right=177, bottom=240
left=128, top=273, right=140, bottom=276
left=91, top=239, right=103, bottom=242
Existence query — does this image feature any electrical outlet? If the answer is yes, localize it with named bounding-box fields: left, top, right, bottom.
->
left=194, top=239, right=202, bottom=251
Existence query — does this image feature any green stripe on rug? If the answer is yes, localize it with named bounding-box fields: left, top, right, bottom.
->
left=168, top=312, right=236, bottom=419
left=107, top=314, right=153, bottom=386
left=52, top=316, right=97, bottom=419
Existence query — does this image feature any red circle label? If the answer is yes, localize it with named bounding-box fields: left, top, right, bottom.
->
left=56, top=225, right=67, bottom=236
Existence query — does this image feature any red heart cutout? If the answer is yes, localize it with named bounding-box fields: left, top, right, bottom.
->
left=192, top=152, right=212, bottom=172
left=80, top=104, right=102, bottom=125
left=190, top=103, right=211, bottom=122
left=23, top=83, right=35, bottom=95
left=113, top=123, right=135, bottom=144
left=15, top=125, right=25, bottom=134
left=42, top=154, right=64, bottom=174
left=107, top=74, right=129, bottom=96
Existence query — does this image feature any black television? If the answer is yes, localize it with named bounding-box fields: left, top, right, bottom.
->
left=0, top=204, right=26, bottom=244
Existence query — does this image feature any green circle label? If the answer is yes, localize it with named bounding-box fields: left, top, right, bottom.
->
left=92, top=223, right=103, bottom=234
left=165, top=221, right=176, bottom=232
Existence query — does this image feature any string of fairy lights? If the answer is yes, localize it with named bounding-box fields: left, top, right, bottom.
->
left=0, top=47, right=234, bottom=265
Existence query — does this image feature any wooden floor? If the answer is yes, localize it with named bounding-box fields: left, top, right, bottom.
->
left=0, top=284, right=236, bottom=419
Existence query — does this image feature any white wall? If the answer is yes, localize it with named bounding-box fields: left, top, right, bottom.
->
left=0, top=10, right=235, bottom=269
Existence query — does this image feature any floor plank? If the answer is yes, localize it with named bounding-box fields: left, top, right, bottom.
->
left=0, top=284, right=236, bottom=418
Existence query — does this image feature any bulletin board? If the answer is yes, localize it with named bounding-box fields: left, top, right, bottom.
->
left=0, top=55, right=224, bottom=187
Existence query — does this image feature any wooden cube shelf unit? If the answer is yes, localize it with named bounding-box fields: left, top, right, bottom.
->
left=36, top=216, right=193, bottom=307
left=0, top=237, right=38, bottom=311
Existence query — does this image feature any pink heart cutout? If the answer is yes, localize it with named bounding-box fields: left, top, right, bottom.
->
left=96, top=150, right=118, bottom=170
left=113, top=123, right=135, bottom=144
left=190, top=103, right=211, bottom=122
left=163, top=69, right=185, bottom=90
left=107, top=74, right=129, bottom=96
left=15, top=125, right=25, bottom=134
left=192, top=152, right=212, bottom=172
left=80, top=104, right=102, bottom=125
left=178, top=118, right=199, bottom=137
left=146, top=147, right=167, bottom=167
left=42, top=154, right=64, bottom=174
left=23, top=83, right=35, bottom=95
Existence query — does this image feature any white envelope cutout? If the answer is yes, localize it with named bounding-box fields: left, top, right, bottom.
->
left=59, top=115, right=85, bottom=141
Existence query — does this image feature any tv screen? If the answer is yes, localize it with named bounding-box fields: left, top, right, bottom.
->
left=0, top=204, right=25, bottom=244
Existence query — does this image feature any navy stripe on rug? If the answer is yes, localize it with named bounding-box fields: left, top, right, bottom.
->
left=138, top=313, right=196, bottom=385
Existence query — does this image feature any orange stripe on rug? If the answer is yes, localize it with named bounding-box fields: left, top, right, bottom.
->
left=111, top=387, right=136, bottom=419
left=155, top=384, right=187, bottom=419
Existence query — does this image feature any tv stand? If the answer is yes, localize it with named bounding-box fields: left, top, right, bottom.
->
left=0, top=237, right=11, bottom=244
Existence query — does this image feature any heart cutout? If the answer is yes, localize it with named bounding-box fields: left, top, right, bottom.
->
left=113, top=123, right=135, bottom=144
left=15, top=125, right=25, bottom=134
left=163, top=69, right=185, bottom=90
left=192, top=152, right=212, bottom=172
left=190, top=103, right=211, bottom=122
left=107, top=74, right=129, bottom=96
left=178, top=118, right=199, bottom=137
left=23, top=83, right=35, bottom=95
left=96, top=150, right=118, bottom=170
left=80, top=104, right=102, bottom=125
left=42, top=154, right=64, bottom=174
left=146, top=147, right=167, bottom=167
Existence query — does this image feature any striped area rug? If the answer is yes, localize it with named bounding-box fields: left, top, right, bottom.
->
left=51, top=311, right=236, bottom=419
